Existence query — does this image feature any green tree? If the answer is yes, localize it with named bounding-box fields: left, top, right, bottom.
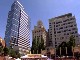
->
left=31, top=37, right=45, bottom=54
left=0, top=46, right=3, bottom=55
left=9, top=49, right=16, bottom=58
left=31, top=38, right=37, bottom=54
left=68, top=35, right=75, bottom=47
left=56, top=35, right=76, bottom=56
left=41, top=37, right=45, bottom=50
left=56, top=42, right=67, bottom=56
left=15, top=51, right=21, bottom=58
left=67, top=35, right=75, bottom=56
left=3, top=47, right=9, bottom=56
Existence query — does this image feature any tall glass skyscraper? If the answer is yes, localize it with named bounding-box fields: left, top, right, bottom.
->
left=4, top=1, right=30, bottom=54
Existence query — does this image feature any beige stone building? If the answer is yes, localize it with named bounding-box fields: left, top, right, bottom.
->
left=32, top=20, right=47, bottom=46
left=48, top=13, right=79, bottom=48
left=0, top=37, right=5, bottom=47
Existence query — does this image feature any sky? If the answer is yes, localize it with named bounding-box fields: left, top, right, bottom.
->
left=0, top=0, right=80, bottom=46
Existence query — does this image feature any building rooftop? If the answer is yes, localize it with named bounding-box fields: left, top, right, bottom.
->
left=49, top=13, right=72, bottom=20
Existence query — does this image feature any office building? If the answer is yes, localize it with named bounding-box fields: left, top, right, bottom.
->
left=32, top=20, right=47, bottom=46
left=0, top=37, right=5, bottom=47
left=4, top=1, right=30, bottom=54
left=49, top=13, right=79, bottom=48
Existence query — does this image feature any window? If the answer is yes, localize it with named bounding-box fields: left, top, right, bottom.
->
left=62, top=37, right=64, bottom=39
left=64, top=26, right=67, bottom=28
left=50, top=29, right=52, bottom=30
left=67, top=33, right=69, bottom=35
left=49, top=23, right=51, bottom=24
left=56, top=25, right=58, bottom=27
left=74, top=24, right=76, bottom=26
left=70, top=25, right=73, bottom=27
left=63, top=20, right=67, bottom=22
left=64, top=30, right=67, bottom=32
left=56, top=21, right=62, bottom=24
left=54, top=31, right=56, bottom=34
left=55, top=38, right=56, bottom=40
left=50, top=34, right=52, bottom=35
left=54, top=28, right=55, bottom=31
left=71, top=32, right=74, bottom=34
left=60, top=27, right=63, bottom=29
left=68, top=29, right=71, bottom=31
left=57, top=31, right=61, bottom=33
left=63, top=23, right=65, bottom=25
left=54, top=25, right=55, bottom=27
left=50, top=27, right=52, bottom=28
left=55, top=42, right=57, bottom=44
left=76, top=36, right=78, bottom=37
left=75, top=31, right=77, bottom=33
left=64, top=33, right=66, bottom=35
left=49, top=25, right=51, bottom=26
left=56, top=28, right=58, bottom=30
left=70, top=18, right=75, bottom=20
left=72, top=28, right=76, bottom=30
left=39, top=30, right=40, bottom=32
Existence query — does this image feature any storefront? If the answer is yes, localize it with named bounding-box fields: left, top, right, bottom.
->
left=21, top=54, right=48, bottom=60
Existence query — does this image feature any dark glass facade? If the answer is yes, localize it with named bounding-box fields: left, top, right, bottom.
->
left=4, top=1, right=30, bottom=54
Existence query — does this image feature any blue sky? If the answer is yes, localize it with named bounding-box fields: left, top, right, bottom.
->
left=0, top=0, right=80, bottom=45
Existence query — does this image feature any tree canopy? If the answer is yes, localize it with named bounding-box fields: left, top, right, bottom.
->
left=56, top=35, right=76, bottom=56
left=31, top=37, right=45, bottom=54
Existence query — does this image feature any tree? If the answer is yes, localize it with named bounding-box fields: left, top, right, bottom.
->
left=9, top=49, right=16, bottom=58
left=3, top=47, right=9, bottom=56
left=56, top=35, right=76, bottom=56
left=68, top=35, right=75, bottom=47
left=67, top=35, right=75, bottom=56
left=56, top=42, right=67, bottom=56
left=0, top=46, right=3, bottom=55
left=31, top=37, right=45, bottom=54
left=15, top=51, right=21, bottom=58
left=31, top=38, right=37, bottom=54
left=41, top=37, right=45, bottom=50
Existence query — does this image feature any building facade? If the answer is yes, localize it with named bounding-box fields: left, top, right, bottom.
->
left=48, top=13, right=79, bottom=48
left=0, top=37, right=5, bottom=47
left=32, top=20, right=47, bottom=46
left=78, top=34, right=80, bottom=44
left=4, top=1, right=30, bottom=54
